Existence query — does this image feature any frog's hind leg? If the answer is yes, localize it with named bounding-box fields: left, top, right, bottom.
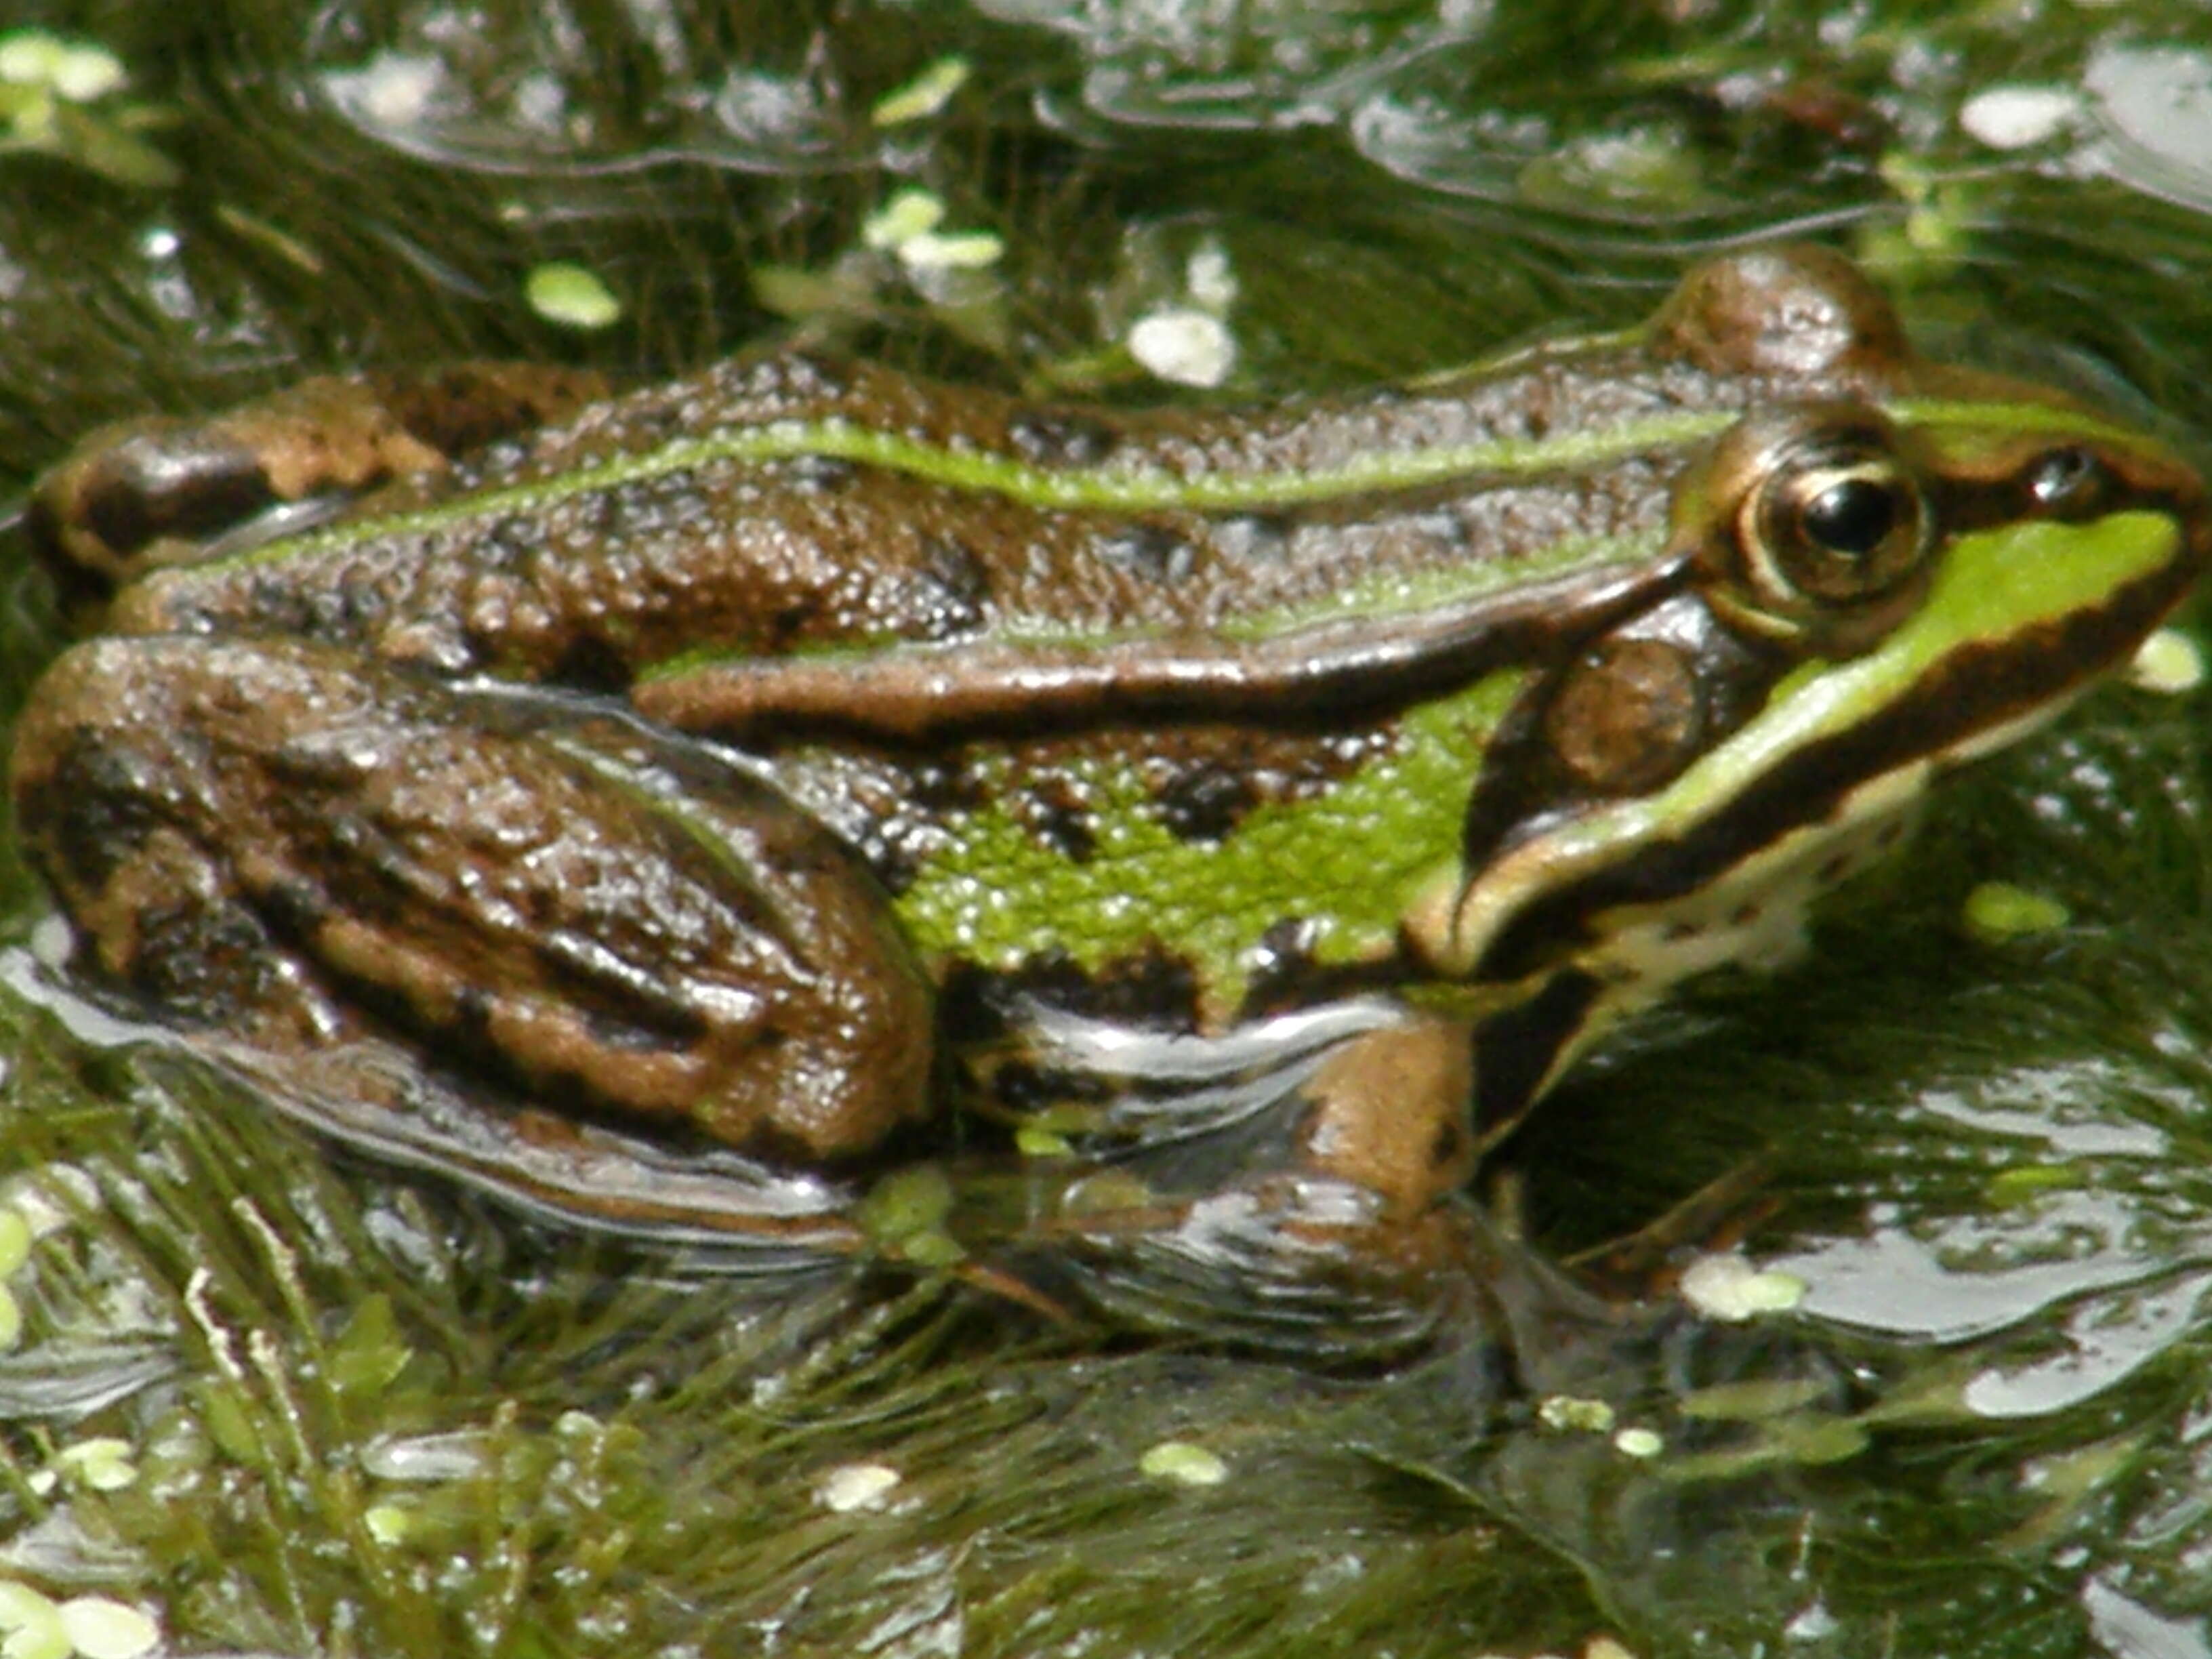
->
left=8, top=634, right=935, bottom=1169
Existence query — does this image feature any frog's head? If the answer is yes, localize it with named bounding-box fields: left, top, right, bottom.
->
left=1408, top=249, right=2211, bottom=1120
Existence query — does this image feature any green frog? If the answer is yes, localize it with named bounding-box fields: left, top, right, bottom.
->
left=11, top=246, right=2207, bottom=1290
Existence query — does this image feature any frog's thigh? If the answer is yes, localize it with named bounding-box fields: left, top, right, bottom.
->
left=9, top=635, right=933, bottom=1160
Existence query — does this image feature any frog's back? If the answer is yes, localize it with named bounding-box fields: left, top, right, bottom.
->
left=106, top=249, right=1930, bottom=693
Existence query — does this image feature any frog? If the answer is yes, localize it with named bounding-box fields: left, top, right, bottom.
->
left=10, top=245, right=2207, bottom=1300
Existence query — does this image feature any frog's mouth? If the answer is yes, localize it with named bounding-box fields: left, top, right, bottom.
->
left=1443, top=508, right=2197, bottom=991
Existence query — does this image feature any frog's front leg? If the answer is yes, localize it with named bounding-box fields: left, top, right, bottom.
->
left=8, top=634, right=933, bottom=1161
left=998, top=1001, right=1486, bottom=1280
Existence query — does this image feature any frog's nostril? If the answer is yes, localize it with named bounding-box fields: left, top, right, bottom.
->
left=2024, top=445, right=2110, bottom=519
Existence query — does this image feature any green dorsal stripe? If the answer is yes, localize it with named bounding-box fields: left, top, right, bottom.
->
left=188, top=395, right=2144, bottom=579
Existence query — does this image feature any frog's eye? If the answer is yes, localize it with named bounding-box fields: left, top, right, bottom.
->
left=1743, top=438, right=1929, bottom=607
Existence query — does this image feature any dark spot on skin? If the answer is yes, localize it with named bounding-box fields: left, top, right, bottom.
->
left=255, top=877, right=329, bottom=937
left=1730, top=902, right=1761, bottom=928
left=553, top=970, right=708, bottom=1052
left=1429, top=1118, right=1466, bottom=1170
left=30, top=731, right=173, bottom=890
left=128, top=899, right=274, bottom=1021
left=1153, top=761, right=1259, bottom=842
left=913, top=535, right=991, bottom=639
left=1661, top=919, right=1702, bottom=942
left=869, top=840, right=922, bottom=897
left=1097, top=523, right=1195, bottom=583
left=516, top=884, right=560, bottom=929
left=1008, top=411, right=1118, bottom=468
left=319, top=815, right=421, bottom=924
left=264, top=740, right=369, bottom=794
left=771, top=352, right=851, bottom=401
left=907, top=759, right=989, bottom=814
left=1076, top=947, right=1204, bottom=1030
left=756, top=824, right=846, bottom=882
left=785, top=454, right=859, bottom=493
left=1258, top=917, right=1317, bottom=964
left=1242, top=918, right=1345, bottom=1014
left=332, top=569, right=390, bottom=631
left=625, top=405, right=685, bottom=445
left=548, top=633, right=633, bottom=695
left=1210, top=514, right=1291, bottom=564
left=1816, top=852, right=1852, bottom=886
left=449, top=983, right=495, bottom=1043
left=931, top=962, right=1019, bottom=1048
left=1022, top=781, right=1097, bottom=863
left=573, top=1003, right=701, bottom=1054
left=474, top=514, right=539, bottom=573
left=765, top=598, right=823, bottom=649
left=946, top=947, right=1204, bottom=1036
left=243, top=573, right=320, bottom=636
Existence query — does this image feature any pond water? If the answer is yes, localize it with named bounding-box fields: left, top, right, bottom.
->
left=1, top=3, right=2211, bottom=1654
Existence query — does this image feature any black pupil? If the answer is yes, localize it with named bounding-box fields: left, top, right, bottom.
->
left=1801, top=477, right=1897, bottom=558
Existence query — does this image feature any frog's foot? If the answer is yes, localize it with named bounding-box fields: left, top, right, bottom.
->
left=30, top=364, right=609, bottom=588
left=9, top=632, right=935, bottom=1170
